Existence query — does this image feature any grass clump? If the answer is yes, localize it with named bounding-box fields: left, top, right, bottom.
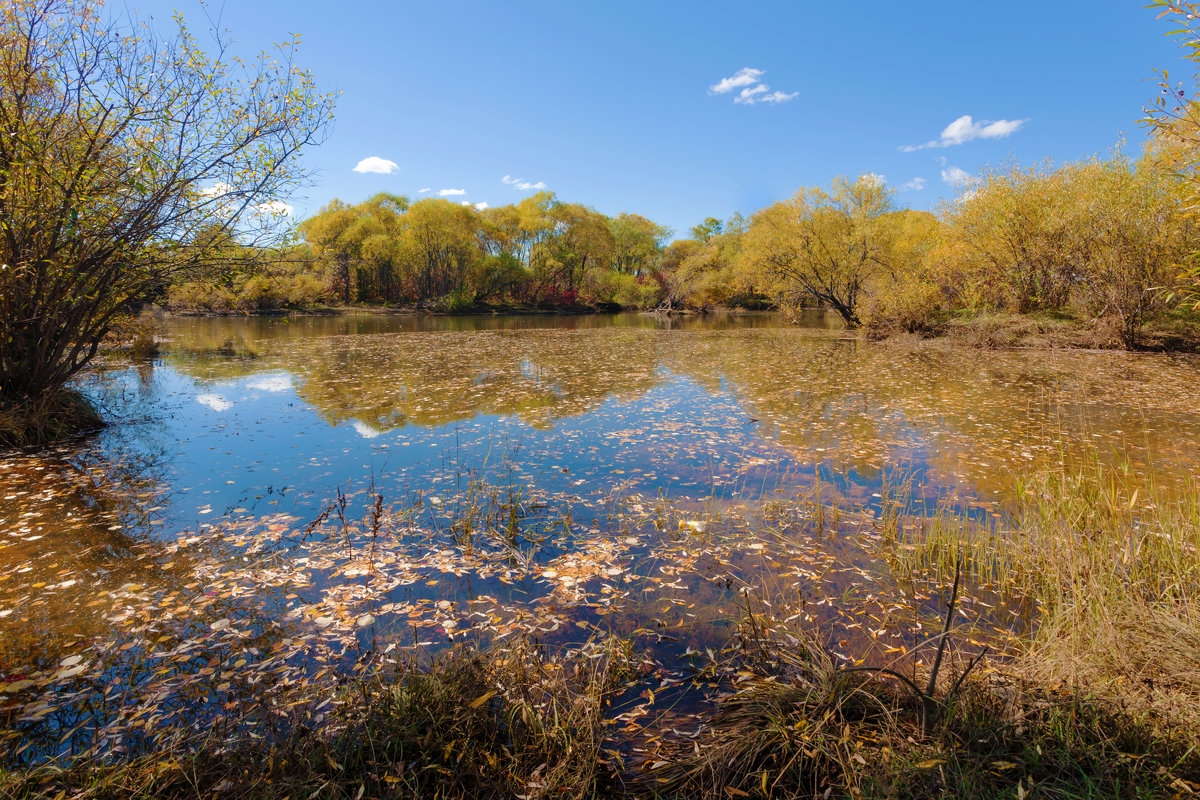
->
left=877, top=458, right=1200, bottom=794
left=0, top=390, right=104, bottom=448
left=0, top=636, right=635, bottom=800
left=644, top=598, right=1197, bottom=800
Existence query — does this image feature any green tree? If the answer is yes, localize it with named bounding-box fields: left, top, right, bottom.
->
left=689, top=217, right=724, bottom=242
left=546, top=202, right=614, bottom=298
left=0, top=0, right=334, bottom=438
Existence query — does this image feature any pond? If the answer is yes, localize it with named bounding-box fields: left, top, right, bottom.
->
left=3, top=311, right=1200, bottom=762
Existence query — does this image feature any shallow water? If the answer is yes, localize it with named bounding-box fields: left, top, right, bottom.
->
left=3, top=311, right=1199, bottom=761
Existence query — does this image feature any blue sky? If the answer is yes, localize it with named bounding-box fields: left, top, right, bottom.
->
left=136, top=1, right=1182, bottom=238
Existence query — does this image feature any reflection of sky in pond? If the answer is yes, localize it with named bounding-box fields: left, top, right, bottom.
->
left=91, top=361, right=874, bottom=533
left=60, top=311, right=1200, bottom=538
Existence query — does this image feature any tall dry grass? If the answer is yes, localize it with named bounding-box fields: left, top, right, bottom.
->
left=886, top=454, right=1200, bottom=751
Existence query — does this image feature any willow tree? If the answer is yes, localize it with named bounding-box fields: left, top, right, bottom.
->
left=300, top=194, right=409, bottom=303
left=1147, top=1, right=1200, bottom=306
left=0, top=0, right=334, bottom=440
left=1059, top=155, right=1195, bottom=348
left=740, top=176, right=895, bottom=326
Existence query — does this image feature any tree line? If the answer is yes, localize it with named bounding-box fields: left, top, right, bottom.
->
left=169, top=130, right=1200, bottom=350
left=167, top=193, right=675, bottom=313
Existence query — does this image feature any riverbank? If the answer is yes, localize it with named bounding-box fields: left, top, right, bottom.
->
left=155, top=303, right=1200, bottom=352
left=867, top=309, right=1200, bottom=353
left=154, top=301, right=762, bottom=319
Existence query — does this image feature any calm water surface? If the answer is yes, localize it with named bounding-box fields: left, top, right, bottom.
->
left=4, top=311, right=1200, bottom=760
left=6, top=308, right=1200, bottom=619
left=50, top=312, right=1200, bottom=523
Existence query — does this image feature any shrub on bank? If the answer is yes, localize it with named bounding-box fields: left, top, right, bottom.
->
left=164, top=274, right=335, bottom=313
left=0, top=390, right=104, bottom=448
left=862, top=281, right=946, bottom=338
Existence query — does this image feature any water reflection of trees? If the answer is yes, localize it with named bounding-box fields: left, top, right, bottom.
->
left=160, top=317, right=1200, bottom=502
left=0, top=450, right=323, bottom=765
left=664, top=333, right=1200, bottom=501
left=0, top=449, right=181, bottom=668
left=168, top=327, right=674, bottom=432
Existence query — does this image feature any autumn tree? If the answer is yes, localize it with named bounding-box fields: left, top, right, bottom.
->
left=1061, top=155, right=1196, bottom=347
left=860, top=210, right=947, bottom=334
left=1147, top=2, right=1200, bottom=306
left=944, top=162, right=1087, bottom=313
left=394, top=199, right=483, bottom=301
left=740, top=176, right=895, bottom=326
left=662, top=214, right=750, bottom=310
left=0, top=0, right=334, bottom=439
left=298, top=191, right=674, bottom=311
left=300, top=194, right=408, bottom=303
left=609, top=213, right=670, bottom=276
left=546, top=202, right=614, bottom=298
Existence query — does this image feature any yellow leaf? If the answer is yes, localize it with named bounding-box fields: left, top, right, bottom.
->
left=469, top=691, right=496, bottom=709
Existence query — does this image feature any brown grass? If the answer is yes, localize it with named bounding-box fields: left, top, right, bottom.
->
left=0, top=390, right=104, bottom=448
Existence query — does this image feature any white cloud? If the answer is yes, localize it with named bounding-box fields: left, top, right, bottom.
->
left=712, top=67, right=796, bottom=106
left=351, top=420, right=383, bottom=439
left=734, top=84, right=767, bottom=104
left=861, top=173, right=886, bottom=187
left=195, top=183, right=240, bottom=218
left=417, top=187, right=431, bottom=194
left=709, top=67, right=765, bottom=94
left=353, top=156, right=400, bottom=174
left=756, top=90, right=798, bottom=104
left=462, top=200, right=489, bottom=210
left=196, top=393, right=232, bottom=412
left=198, top=183, right=291, bottom=219
left=503, top=175, right=547, bottom=191
left=245, top=375, right=292, bottom=392
left=941, top=166, right=974, bottom=188
left=256, top=199, right=293, bottom=217
left=199, top=181, right=233, bottom=199
left=901, top=177, right=927, bottom=191
left=438, top=188, right=466, bottom=196
left=900, top=114, right=1028, bottom=151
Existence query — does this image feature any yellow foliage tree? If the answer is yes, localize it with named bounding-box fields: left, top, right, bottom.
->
left=0, top=0, right=334, bottom=430
left=740, top=176, right=896, bottom=326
